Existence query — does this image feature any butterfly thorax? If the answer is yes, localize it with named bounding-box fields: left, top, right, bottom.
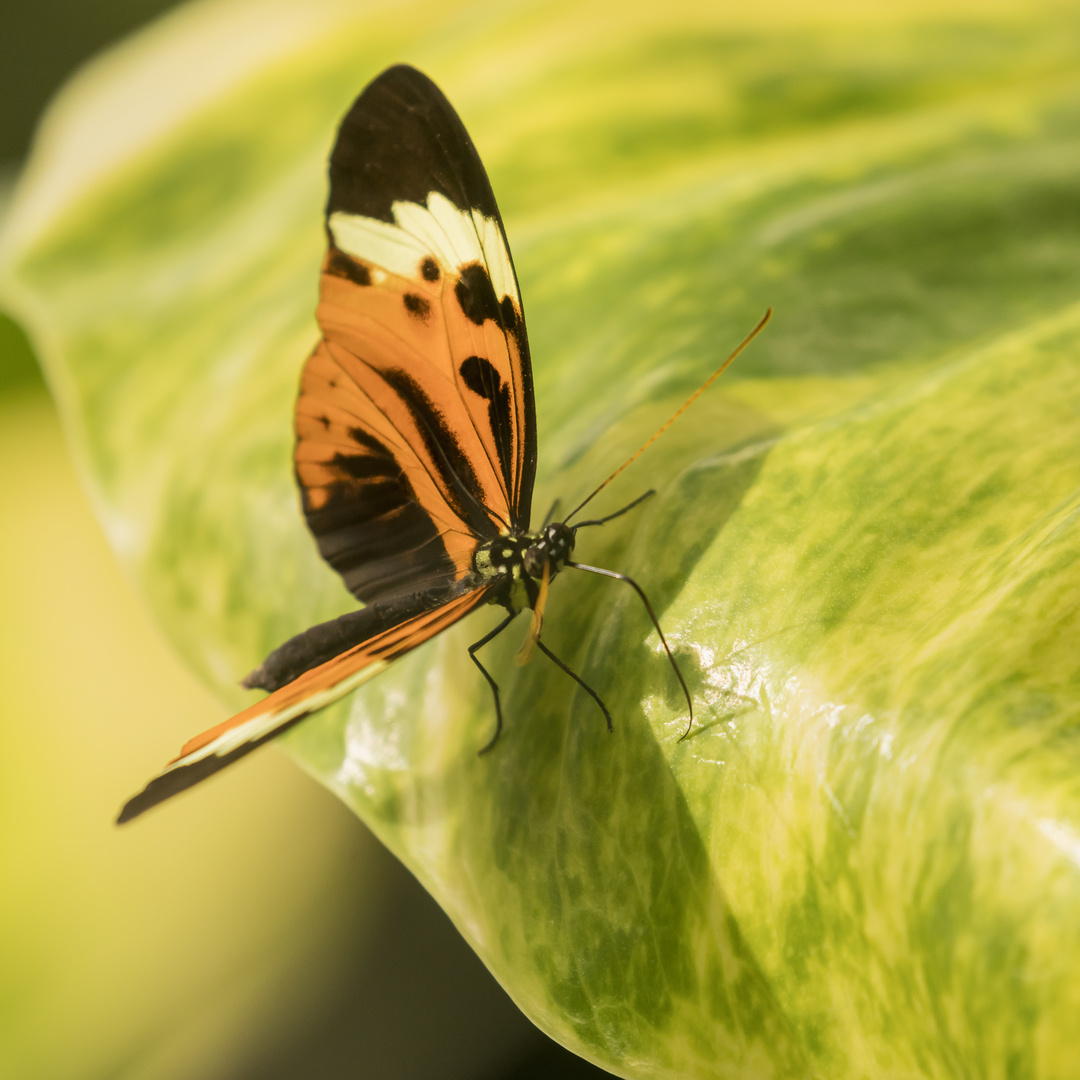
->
left=473, top=522, right=575, bottom=611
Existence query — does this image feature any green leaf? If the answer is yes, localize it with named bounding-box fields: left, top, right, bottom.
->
left=5, top=1, right=1080, bottom=1075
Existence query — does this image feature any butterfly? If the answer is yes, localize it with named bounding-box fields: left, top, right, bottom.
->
left=118, top=64, right=770, bottom=824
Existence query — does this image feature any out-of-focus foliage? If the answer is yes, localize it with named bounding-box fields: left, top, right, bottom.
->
left=0, top=314, right=43, bottom=394
left=4, top=0, right=1080, bottom=1076
left=0, top=0, right=179, bottom=164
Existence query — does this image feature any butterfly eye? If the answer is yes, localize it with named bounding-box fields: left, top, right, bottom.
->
left=523, top=546, right=545, bottom=578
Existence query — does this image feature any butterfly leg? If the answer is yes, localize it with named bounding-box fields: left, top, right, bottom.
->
left=534, top=638, right=613, bottom=733
left=567, top=560, right=694, bottom=737
left=470, top=609, right=519, bottom=754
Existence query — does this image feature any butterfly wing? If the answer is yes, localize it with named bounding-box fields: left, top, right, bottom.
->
left=117, top=583, right=492, bottom=823
left=119, top=67, right=534, bottom=822
left=296, top=64, right=537, bottom=605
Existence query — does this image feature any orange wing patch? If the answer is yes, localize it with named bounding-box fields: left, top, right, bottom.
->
left=295, top=225, right=532, bottom=604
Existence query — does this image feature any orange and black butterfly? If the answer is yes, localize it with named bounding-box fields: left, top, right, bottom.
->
left=118, top=65, right=769, bottom=824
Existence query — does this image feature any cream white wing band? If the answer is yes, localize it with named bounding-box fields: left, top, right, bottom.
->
left=163, top=659, right=389, bottom=770
left=328, top=192, right=519, bottom=304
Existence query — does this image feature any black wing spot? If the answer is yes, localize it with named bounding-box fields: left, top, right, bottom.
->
left=455, top=263, right=501, bottom=325
left=499, top=295, right=518, bottom=334
left=459, top=355, right=513, bottom=489
left=330, top=428, right=401, bottom=484
left=318, top=414, right=331, bottom=429
left=420, top=257, right=440, bottom=282
left=404, top=293, right=431, bottom=321
left=326, top=248, right=371, bottom=286
left=459, top=355, right=499, bottom=397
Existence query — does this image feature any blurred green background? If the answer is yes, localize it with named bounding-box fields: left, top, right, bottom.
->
left=0, top=3, right=608, bottom=1078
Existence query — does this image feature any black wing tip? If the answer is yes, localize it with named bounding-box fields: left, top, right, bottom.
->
left=114, top=712, right=313, bottom=826
left=115, top=754, right=229, bottom=826
left=361, top=64, right=452, bottom=108
left=116, top=762, right=212, bottom=824
left=121, top=673, right=271, bottom=826
left=373, top=63, right=437, bottom=89
left=116, top=777, right=171, bottom=825
left=328, top=61, right=500, bottom=226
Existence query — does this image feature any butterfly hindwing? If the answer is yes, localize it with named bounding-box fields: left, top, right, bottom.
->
left=296, top=65, right=537, bottom=606
left=117, top=583, right=493, bottom=823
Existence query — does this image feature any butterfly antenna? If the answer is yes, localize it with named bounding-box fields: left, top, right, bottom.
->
left=565, top=308, right=772, bottom=525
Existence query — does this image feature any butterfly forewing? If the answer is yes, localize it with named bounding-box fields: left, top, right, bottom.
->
left=297, top=65, right=537, bottom=606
